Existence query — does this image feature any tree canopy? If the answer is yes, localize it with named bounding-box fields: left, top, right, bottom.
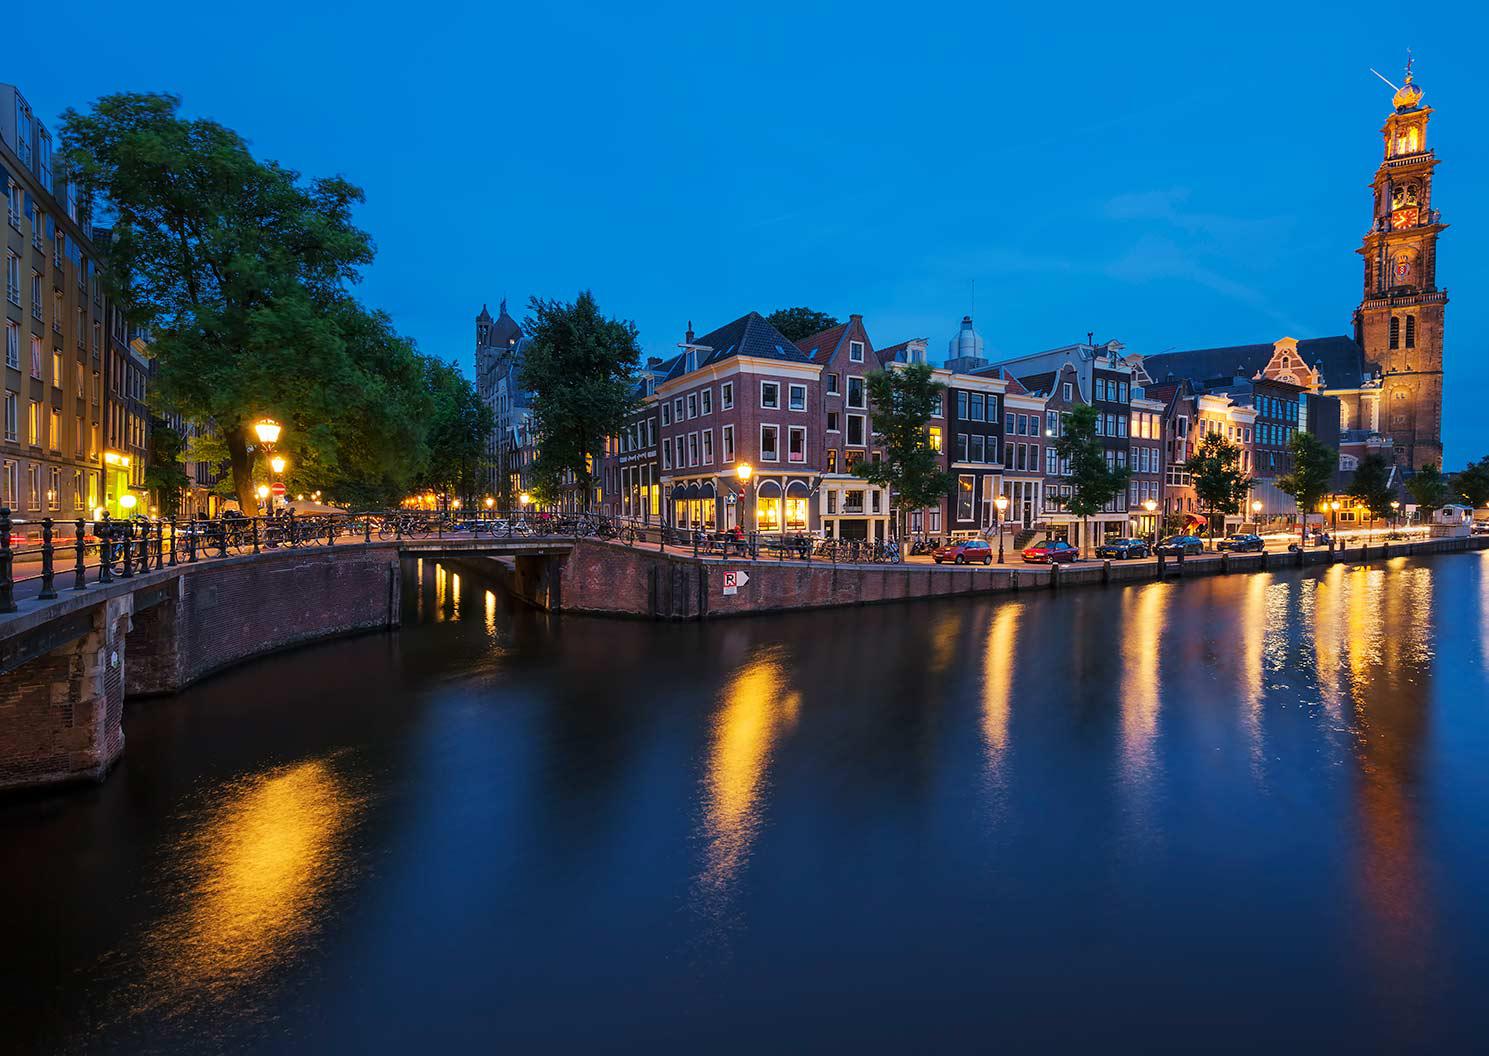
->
left=1275, top=430, right=1337, bottom=544
left=1404, top=462, right=1448, bottom=515
left=1452, top=457, right=1489, bottom=509
left=1184, top=431, right=1250, bottom=546
left=766, top=307, right=840, bottom=343
left=1053, top=404, right=1129, bottom=555
left=61, top=92, right=484, bottom=511
left=1347, top=453, right=1396, bottom=524
left=852, top=363, right=950, bottom=532
left=519, top=292, right=641, bottom=508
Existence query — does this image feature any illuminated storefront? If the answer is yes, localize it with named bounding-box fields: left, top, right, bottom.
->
left=754, top=479, right=809, bottom=533
left=102, top=451, right=137, bottom=518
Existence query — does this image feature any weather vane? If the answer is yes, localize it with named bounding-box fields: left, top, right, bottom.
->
left=1370, top=49, right=1416, bottom=92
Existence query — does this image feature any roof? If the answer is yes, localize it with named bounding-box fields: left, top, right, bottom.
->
left=661, top=312, right=809, bottom=383
left=795, top=323, right=848, bottom=365
left=1142, top=336, right=1377, bottom=391
left=967, top=364, right=1030, bottom=395
left=1017, top=371, right=1059, bottom=397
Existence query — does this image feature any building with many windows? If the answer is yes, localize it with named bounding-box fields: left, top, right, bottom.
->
left=1, top=83, right=108, bottom=530
left=474, top=300, right=533, bottom=506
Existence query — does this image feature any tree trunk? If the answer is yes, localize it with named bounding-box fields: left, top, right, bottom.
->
left=226, top=426, right=258, bottom=515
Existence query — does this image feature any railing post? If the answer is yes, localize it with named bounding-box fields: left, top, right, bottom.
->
left=168, top=516, right=178, bottom=566
left=121, top=520, right=134, bottom=578
left=217, top=519, right=228, bottom=559
left=73, top=518, right=87, bottom=591
left=155, top=518, right=165, bottom=569
left=364, top=514, right=372, bottom=544
left=252, top=518, right=261, bottom=554
left=188, top=519, right=198, bottom=562
left=38, top=517, right=58, bottom=599
left=327, top=513, right=335, bottom=546
left=98, top=514, right=114, bottom=584
left=0, top=508, right=16, bottom=613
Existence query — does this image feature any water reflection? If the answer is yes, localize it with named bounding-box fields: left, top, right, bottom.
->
left=1119, top=581, right=1169, bottom=785
left=696, top=647, right=801, bottom=911
left=128, top=757, right=361, bottom=1017
left=981, top=603, right=1019, bottom=760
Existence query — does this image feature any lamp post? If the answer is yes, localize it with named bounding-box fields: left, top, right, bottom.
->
left=1250, top=499, right=1262, bottom=531
left=253, top=419, right=282, bottom=446
left=735, top=463, right=753, bottom=545
left=1143, top=498, right=1158, bottom=552
left=993, top=494, right=1009, bottom=563
left=519, top=491, right=531, bottom=523
left=256, top=484, right=270, bottom=516
left=1390, top=499, right=1400, bottom=533
left=1329, top=500, right=1341, bottom=550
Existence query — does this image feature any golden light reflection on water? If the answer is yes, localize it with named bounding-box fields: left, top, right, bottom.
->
left=130, top=758, right=360, bottom=1016
left=485, top=589, right=497, bottom=634
left=926, top=609, right=963, bottom=677
left=1119, top=582, right=1169, bottom=781
left=450, top=571, right=461, bottom=619
left=981, top=604, right=1019, bottom=758
left=697, top=648, right=800, bottom=902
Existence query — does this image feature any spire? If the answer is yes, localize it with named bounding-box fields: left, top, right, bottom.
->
left=476, top=303, right=492, bottom=322
left=1393, top=50, right=1423, bottom=111
left=499, top=296, right=508, bottom=317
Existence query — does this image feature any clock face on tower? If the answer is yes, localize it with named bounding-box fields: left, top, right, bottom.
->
left=1393, top=206, right=1419, bottom=229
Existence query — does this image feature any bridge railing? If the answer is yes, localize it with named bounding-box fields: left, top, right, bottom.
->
left=0, top=508, right=605, bottom=613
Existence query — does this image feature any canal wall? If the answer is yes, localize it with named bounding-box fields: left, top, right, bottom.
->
left=1, top=546, right=402, bottom=793
left=547, top=533, right=1489, bottom=619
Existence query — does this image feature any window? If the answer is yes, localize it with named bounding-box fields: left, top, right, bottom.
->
left=760, top=424, right=780, bottom=461
left=788, top=426, right=806, bottom=463
left=846, top=376, right=865, bottom=409
left=2, top=460, right=15, bottom=509
left=52, top=350, right=63, bottom=389
left=760, top=381, right=780, bottom=409
left=661, top=402, right=671, bottom=426
left=788, top=384, right=807, bottom=411
left=73, top=469, right=83, bottom=510
left=49, top=409, right=60, bottom=451
left=3, top=390, right=16, bottom=441
left=674, top=397, right=685, bottom=421
left=1389, top=316, right=1400, bottom=349
left=846, top=414, right=866, bottom=447
left=957, top=392, right=968, bottom=419
left=688, top=432, right=699, bottom=466
left=957, top=475, right=975, bottom=521
left=28, top=400, right=40, bottom=446
left=1063, top=382, right=1073, bottom=401
left=826, top=372, right=839, bottom=395
left=969, top=434, right=985, bottom=462
left=27, top=465, right=40, bottom=510
left=849, top=340, right=864, bottom=363
left=722, top=424, right=735, bottom=462
left=721, top=381, right=734, bottom=409
left=928, top=426, right=943, bottom=452
left=1117, top=416, right=1128, bottom=438
left=827, top=411, right=840, bottom=432
left=1405, top=315, right=1416, bottom=349
left=1118, top=382, right=1129, bottom=403
left=48, top=467, right=60, bottom=509
left=5, top=252, right=18, bottom=304
left=687, top=393, right=698, bottom=419
left=702, top=429, right=713, bottom=464
left=970, top=393, right=985, bottom=422
left=932, top=394, right=943, bottom=418
left=700, top=388, right=712, bottom=415
left=956, top=433, right=969, bottom=461
left=5, top=180, right=20, bottom=228
left=31, top=271, right=42, bottom=320
left=662, top=437, right=672, bottom=470
left=1095, top=415, right=1105, bottom=436
left=5, top=322, right=17, bottom=368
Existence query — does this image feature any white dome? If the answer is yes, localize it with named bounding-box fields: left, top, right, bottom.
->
left=948, top=315, right=984, bottom=360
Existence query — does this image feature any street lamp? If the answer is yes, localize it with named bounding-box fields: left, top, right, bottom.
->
left=735, top=463, right=753, bottom=536
left=519, top=491, right=531, bottom=521
left=253, top=419, right=282, bottom=446
left=1143, top=498, right=1158, bottom=551
left=270, top=455, right=287, bottom=475
left=993, top=494, right=1009, bottom=562
left=1329, top=500, right=1341, bottom=549
left=256, top=484, right=270, bottom=516
left=1390, top=499, right=1401, bottom=531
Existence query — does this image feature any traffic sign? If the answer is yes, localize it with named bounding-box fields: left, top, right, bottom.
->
left=723, top=570, right=751, bottom=596
left=271, top=482, right=287, bottom=497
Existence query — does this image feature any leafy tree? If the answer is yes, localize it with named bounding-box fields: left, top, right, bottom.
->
left=520, top=292, right=641, bottom=511
left=1053, top=404, right=1129, bottom=557
left=1452, top=457, right=1489, bottom=509
left=766, top=306, right=840, bottom=343
left=143, top=423, right=191, bottom=517
left=61, top=92, right=376, bottom=513
left=852, top=363, right=950, bottom=537
left=1276, top=430, right=1337, bottom=547
left=415, top=358, right=495, bottom=508
left=1347, top=452, right=1395, bottom=535
left=1405, top=462, right=1449, bottom=517
left=1184, top=431, right=1251, bottom=547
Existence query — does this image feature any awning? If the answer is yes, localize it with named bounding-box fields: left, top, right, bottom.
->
left=756, top=479, right=782, bottom=498
left=785, top=479, right=810, bottom=497
left=697, top=481, right=716, bottom=499
left=681, top=483, right=700, bottom=500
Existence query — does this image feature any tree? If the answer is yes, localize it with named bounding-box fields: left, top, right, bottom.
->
left=1184, top=431, right=1251, bottom=547
left=520, top=292, right=641, bottom=511
left=1276, top=430, right=1337, bottom=547
left=852, top=363, right=950, bottom=537
left=1052, top=404, right=1129, bottom=557
left=766, top=307, right=840, bottom=343
left=1347, top=453, right=1395, bottom=537
left=61, top=92, right=377, bottom=513
left=415, top=358, right=495, bottom=508
left=1405, top=462, right=1448, bottom=518
left=142, top=423, right=191, bottom=517
left=1452, top=457, right=1489, bottom=510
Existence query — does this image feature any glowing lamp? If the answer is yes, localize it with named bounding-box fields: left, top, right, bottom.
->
left=519, top=492, right=531, bottom=506
left=256, top=485, right=270, bottom=500
left=1143, top=499, right=1157, bottom=512
left=119, top=494, right=138, bottom=510
left=253, top=419, right=282, bottom=445
left=270, top=455, right=287, bottom=474
left=485, top=497, right=495, bottom=509
left=735, top=462, right=753, bottom=483
left=994, top=495, right=1009, bottom=513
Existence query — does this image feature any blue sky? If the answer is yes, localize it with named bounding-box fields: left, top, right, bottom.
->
left=22, top=1, right=1488, bottom=463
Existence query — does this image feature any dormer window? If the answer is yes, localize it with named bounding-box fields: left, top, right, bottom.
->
left=685, top=350, right=697, bottom=372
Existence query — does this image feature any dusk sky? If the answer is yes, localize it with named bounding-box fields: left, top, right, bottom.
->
left=21, top=1, right=1488, bottom=463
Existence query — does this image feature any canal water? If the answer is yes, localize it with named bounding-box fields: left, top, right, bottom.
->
left=3, top=553, right=1489, bottom=1052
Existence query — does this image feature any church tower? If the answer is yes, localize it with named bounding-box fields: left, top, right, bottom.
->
left=1353, top=59, right=1447, bottom=469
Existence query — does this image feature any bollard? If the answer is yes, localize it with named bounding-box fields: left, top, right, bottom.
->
left=1156, top=553, right=1165, bottom=579
left=121, top=521, right=134, bottom=578
left=1175, top=551, right=1184, bottom=577
left=1102, top=558, right=1111, bottom=585
left=364, top=515, right=372, bottom=544
left=1050, top=562, right=1061, bottom=591
left=168, top=517, right=178, bottom=566
left=1221, top=552, right=1231, bottom=575
left=0, top=508, right=15, bottom=613
left=39, top=517, right=58, bottom=599
left=73, top=518, right=87, bottom=591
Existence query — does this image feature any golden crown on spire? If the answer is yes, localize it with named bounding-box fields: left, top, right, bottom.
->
left=1393, top=52, right=1424, bottom=111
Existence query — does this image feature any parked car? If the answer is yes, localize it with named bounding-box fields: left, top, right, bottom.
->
left=1021, top=539, right=1080, bottom=564
left=1155, top=535, right=1204, bottom=556
left=1217, top=533, right=1264, bottom=553
left=933, top=538, right=994, bottom=565
left=1094, top=537, right=1150, bottom=560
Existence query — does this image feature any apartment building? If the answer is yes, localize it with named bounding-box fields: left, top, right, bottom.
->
left=1, top=84, right=108, bottom=530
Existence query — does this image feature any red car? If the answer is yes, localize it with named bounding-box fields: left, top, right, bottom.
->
left=932, top=538, right=994, bottom=565
left=1021, top=539, right=1080, bottom=564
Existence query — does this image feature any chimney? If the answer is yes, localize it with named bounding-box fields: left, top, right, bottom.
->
left=646, top=356, right=665, bottom=369
left=685, top=320, right=694, bottom=344
left=1086, top=331, right=1094, bottom=347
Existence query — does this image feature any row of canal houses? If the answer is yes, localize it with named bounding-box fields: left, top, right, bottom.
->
left=585, top=310, right=1346, bottom=549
